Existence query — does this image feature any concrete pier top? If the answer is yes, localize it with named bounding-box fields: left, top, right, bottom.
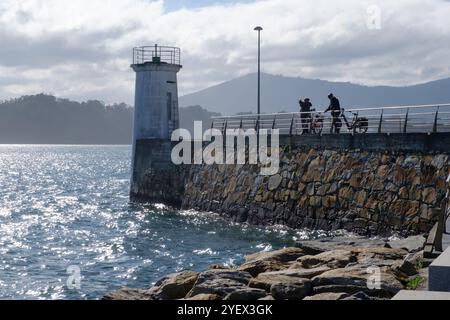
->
left=393, top=290, right=450, bottom=300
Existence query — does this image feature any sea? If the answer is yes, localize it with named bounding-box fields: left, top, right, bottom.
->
left=0, top=145, right=337, bottom=300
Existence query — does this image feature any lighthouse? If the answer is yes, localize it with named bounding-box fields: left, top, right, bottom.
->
left=130, top=45, right=184, bottom=204
left=131, top=45, right=182, bottom=143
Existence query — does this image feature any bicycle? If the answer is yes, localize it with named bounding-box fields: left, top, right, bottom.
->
left=341, top=109, right=369, bottom=133
left=310, top=109, right=324, bottom=134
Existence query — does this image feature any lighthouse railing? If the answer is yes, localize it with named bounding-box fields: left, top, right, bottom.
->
left=133, top=46, right=181, bottom=65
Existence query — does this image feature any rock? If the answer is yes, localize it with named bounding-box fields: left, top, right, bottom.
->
left=270, top=279, right=313, bottom=300
left=391, top=259, right=418, bottom=278
left=311, top=265, right=403, bottom=297
left=342, top=291, right=377, bottom=301
left=268, top=174, right=283, bottom=191
left=224, top=288, right=268, bottom=301
left=295, top=237, right=387, bottom=255
left=244, top=247, right=305, bottom=263
left=237, top=259, right=288, bottom=277
left=377, top=165, right=390, bottom=177
left=208, top=264, right=230, bottom=270
left=186, top=270, right=252, bottom=298
left=147, top=271, right=199, bottom=300
left=295, top=241, right=328, bottom=255
left=103, top=288, right=155, bottom=300
left=303, top=292, right=348, bottom=300
left=259, top=295, right=275, bottom=300
left=249, top=267, right=330, bottom=291
left=239, top=247, right=305, bottom=277
left=312, top=285, right=368, bottom=295
left=404, top=251, right=425, bottom=268
left=184, top=294, right=222, bottom=300
left=422, top=188, right=437, bottom=205
left=285, top=265, right=331, bottom=277
left=297, top=250, right=357, bottom=269
left=105, top=271, right=199, bottom=300
left=387, top=236, right=426, bottom=253
left=354, top=247, right=408, bottom=264
left=431, top=155, right=448, bottom=170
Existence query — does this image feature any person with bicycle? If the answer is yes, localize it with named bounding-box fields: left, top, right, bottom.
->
left=299, top=98, right=312, bottom=134
left=324, top=93, right=342, bottom=134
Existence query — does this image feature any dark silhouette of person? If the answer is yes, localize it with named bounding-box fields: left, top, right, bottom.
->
left=325, top=93, right=342, bottom=133
left=299, top=98, right=312, bottom=134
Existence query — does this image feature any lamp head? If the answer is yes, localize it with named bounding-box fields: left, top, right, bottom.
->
left=254, top=26, right=263, bottom=31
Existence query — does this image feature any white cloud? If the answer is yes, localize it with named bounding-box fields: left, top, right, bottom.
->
left=0, top=0, right=449, bottom=104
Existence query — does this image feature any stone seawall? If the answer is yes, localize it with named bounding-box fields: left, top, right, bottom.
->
left=181, top=146, right=449, bottom=237
left=132, top=134, right=450, bottom=237
left=131, top=139, right=190, bottom=207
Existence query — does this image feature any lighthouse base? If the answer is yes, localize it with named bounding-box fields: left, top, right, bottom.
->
left=131, top=139, right=188, bottom=207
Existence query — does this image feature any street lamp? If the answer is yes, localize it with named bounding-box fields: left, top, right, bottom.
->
left=254, top=26, right=263, bottom=118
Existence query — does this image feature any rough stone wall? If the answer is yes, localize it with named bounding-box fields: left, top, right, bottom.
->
left=131, top=139, right=189, bottom=207
left=181, top=147, right=450, bottom=236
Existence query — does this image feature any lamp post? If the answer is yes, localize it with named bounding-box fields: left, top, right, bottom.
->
left=254, top=26, right=263, bottom=119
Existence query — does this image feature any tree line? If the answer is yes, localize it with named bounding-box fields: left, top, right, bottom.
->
left=0, top=94, right=220, bottom=144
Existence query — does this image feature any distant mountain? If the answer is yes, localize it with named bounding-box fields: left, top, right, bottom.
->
left=179, top=105, right=221, bottom=135
left=180, top=73, right=450, bottom=115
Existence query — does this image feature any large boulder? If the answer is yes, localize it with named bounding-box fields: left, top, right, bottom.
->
left=297, top=250, right=357, bottom=269
left=184, top=294, right=222, bottom=300
left=249, top=268, right=329, bottom=291
left=224, top=288, right=268, bottom=300
left=354, top=247, right=408, bottom=265
left=311, top=265, right=403, bottom=298
left=186, top=270, right=252, bottom=298
left=103, top=288, right=155, bottom=300
left=303, top=292, right=348, bottom=300
left=244, top=247, right=305, bottom=263
left=391, top=259, right=419, bottom=278
left=238, top=247, right=305, bottom=276
left=387, top=236, right=426, bottom=253
left=295, top=237, right=387, bottom=255
left=147, top=271, right=199, bottom=300
left=270, top=279, right=313, bottom=300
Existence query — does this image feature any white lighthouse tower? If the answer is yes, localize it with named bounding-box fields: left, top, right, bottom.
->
left=130, top=45, right=183, bottom=203
left=131, top=45, right=182, bottom=143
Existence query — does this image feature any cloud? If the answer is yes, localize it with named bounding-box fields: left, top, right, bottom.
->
left=0, top=0, right=449, bottom=104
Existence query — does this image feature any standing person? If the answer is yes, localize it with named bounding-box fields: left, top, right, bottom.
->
left=299, top=98, right=312, bottom=134
left=324, top=93, right=342, bottom=134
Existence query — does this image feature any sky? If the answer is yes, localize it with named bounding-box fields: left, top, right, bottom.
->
left=0, top=0, right=449, bottom=104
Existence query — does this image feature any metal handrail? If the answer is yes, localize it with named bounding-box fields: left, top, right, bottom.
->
left=211, top=103, right=450, bottom=135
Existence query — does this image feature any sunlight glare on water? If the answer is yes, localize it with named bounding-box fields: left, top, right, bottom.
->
left=0, top=145, right=338, bottom=300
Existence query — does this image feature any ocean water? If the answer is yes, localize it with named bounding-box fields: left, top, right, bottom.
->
left=0, top=145, right=335, bottom=300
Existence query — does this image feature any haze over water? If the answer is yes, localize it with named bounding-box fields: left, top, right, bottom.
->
left=0, top=145, right=334, bottom=300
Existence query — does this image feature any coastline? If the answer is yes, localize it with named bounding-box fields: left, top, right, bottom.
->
left=105, top=234, right=429, bottom=301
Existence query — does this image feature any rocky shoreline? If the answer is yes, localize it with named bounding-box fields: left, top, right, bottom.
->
left=105, top=235, right=430, bottom=301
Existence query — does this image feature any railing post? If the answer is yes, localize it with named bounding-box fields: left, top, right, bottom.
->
left=289, top=115, right=295, bottom=136
left=239, top=118, right=243, bottom=129
left=378, top=110, right=384, bottom=133
left=352, top=112, right=359, bottom=135
left=433, top=106, right=440, bottom=133
left=403, top=108, right=409, bottom=133
left=223, top=120, right=228, bottom=136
